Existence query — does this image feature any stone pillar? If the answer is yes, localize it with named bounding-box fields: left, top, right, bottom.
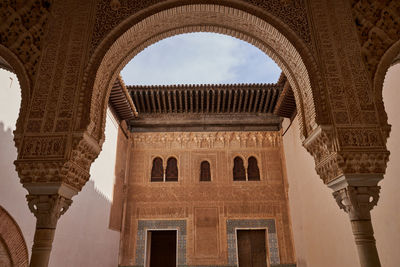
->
left=24, top=184, right=77, bottom=267
left=329, top=175, right=382, bottom=267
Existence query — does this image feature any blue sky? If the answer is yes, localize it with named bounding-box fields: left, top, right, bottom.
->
left=121, top=32, right=281, bottom=85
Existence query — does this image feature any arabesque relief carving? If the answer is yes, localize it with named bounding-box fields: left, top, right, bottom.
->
left=351, top=0, right=400, bottom=78
left=131, top=131, right=281, bottom=149
left=0, top=0, right=51, bottom=81
left=20, top=136, right=66, bottom=159
left=304, top=126, right=389, bottom=184
left=15, top=133, right=100, bottom=191
left=91, top=0, right=311, bottom=56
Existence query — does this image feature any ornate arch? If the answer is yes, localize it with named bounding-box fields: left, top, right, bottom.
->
left=373, top=40, right=400, bottom=139
left=0, top=45, right=31, bottom=145
left=0, top=206, right=29, bottom=267
left=83, top=3, right=324, bottom=147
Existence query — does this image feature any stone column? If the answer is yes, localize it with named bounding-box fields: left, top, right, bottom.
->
left=24, top=183, right=77, bottom=267
left=329, top=175, right=382, bottom=267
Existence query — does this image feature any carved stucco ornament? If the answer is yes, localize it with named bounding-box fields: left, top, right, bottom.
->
left=15, top=132, right=101, bottom=192
left=303, top=125, right=390, bottom=184
left=26, top=194, right=73, bottom=228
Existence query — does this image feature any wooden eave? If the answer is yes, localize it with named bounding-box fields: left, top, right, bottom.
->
left=127, top=83, right=282, bottom=115
left=108, top=75, right=138, bottom=122
left=273, top=80, right=297, bottom=119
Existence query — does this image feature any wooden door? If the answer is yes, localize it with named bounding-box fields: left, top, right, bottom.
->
left=237, top=230, right=267, bottom=267
left=148, top=230, right=177, bottom=267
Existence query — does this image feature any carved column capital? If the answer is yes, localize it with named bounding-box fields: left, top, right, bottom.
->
left=332, top=186, right=380, bottom=221
left=26, top=194, right=72, bottom=228
left=328, top=175, right=382, bottom=221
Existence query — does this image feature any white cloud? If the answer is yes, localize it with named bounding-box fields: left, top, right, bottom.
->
left=121, top=32, right=280, bottom=85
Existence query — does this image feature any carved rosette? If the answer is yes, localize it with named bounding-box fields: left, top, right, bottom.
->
left=304, top=126, right=389, bottom=184
left=26, top=194, right=73, bottom=228
left=332, top=186, right=380, bottom=221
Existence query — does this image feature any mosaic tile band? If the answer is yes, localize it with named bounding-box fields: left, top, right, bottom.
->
left=135, top=220, right=187, bottom=266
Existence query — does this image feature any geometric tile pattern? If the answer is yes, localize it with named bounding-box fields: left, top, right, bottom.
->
left=226, top=219, right=280, bottom=266
left=135, top=220, right=187, bottom=266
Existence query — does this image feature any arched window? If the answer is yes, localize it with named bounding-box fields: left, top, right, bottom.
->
left=200, top=161, right=211, bottom=181
left=166, top=157, right=178, bottom=182
left=247, top=156, right=260, bottom=181
left=151, top=157, right=164, bottom=182
left=233, top=157, right=246, bottom=181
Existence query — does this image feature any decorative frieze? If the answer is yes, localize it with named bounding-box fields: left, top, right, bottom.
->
left=337, top=128, right=385, bottom=148
left=20, top=136, right=67, bottom=159
left=131, top=131, right=281, bottom=150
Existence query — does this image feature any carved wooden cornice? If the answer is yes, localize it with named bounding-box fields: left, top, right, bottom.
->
left=128, top=83, right=283, bottom=115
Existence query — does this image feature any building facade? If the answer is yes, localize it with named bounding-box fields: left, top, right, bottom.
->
left=108, top=80, right=296, bottom=266
left=111, top=130, right=295, bottom=266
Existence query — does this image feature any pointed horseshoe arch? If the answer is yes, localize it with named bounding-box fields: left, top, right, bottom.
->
left=373, top=40, right=400, bottom=139
left=84, top=3, right=326, bottom=147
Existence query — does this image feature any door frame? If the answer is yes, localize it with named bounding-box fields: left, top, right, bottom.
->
left=235, top=227, right=270, bottom=267
left=145, top=228, right=179, bottom=267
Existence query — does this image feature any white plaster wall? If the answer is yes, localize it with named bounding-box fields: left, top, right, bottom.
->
left=373, top=63, right=400, bottom=267
left=283, top=64, right=400, bottom=267
left=0, top=123, right=120, bottom=267
left=0, top=70, right=120, bottom=267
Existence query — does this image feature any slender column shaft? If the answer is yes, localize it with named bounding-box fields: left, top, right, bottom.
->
left=26, top=193, right=73, bottom=267
left=351, top=220, right=381, bottom=267
left=30, top=228, right=56, bottom=267
left=330, top=177, right=382, bottom=267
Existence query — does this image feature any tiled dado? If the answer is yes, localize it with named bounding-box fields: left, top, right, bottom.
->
left=226, top=219, right=280, bottom=266
left=135, top=220, right=187, bottom=266
left=132, top=219, right=293, bottom=267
